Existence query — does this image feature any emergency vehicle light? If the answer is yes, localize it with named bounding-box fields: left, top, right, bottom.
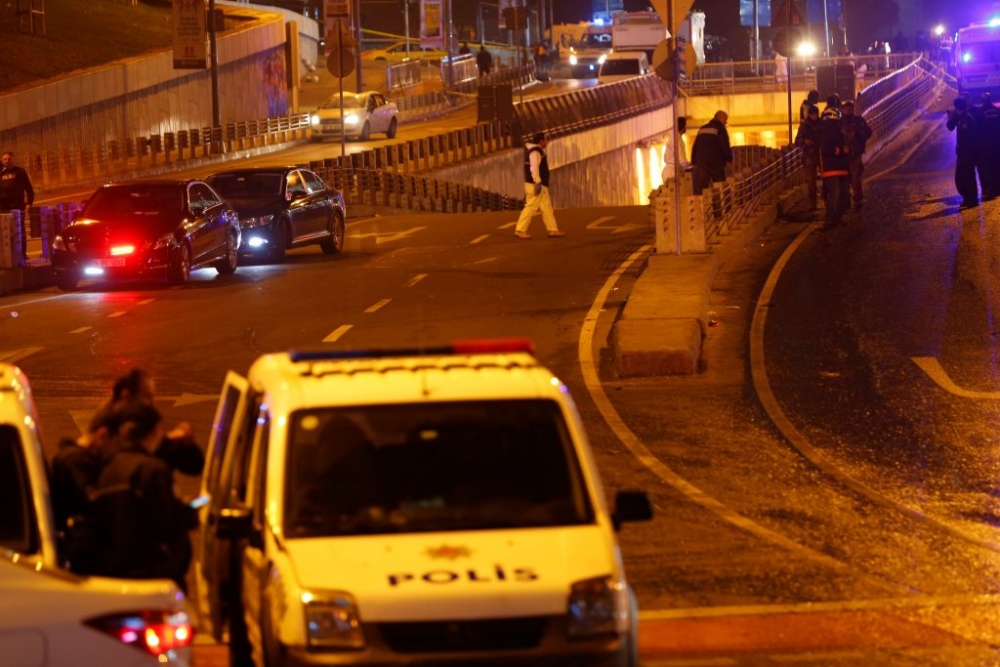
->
left=289, top=338, right=535, bottom=362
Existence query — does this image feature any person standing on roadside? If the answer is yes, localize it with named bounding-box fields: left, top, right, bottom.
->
left=690, top=110, right=733, bottom=195
left=800, top=89, right=819, bottom=121
left=661, top=116, right=691, bottom=183
left=973, top=92, right=1000, bottom=199
left=818, top=107, right=851, bottom=226
left=947, top=96, right=978, bottom=209
left=839, top=100, right=873, bottom=209
left=476, top=44, right=493, bottom=76
left=794, top=104, right=821, bottom=210
left=514, top=131, right=565, bottom=239
left=0, top=151, right=35, bottom=260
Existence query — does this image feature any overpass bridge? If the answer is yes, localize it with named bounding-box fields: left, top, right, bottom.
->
left=0, top=19, right=948, bottom=280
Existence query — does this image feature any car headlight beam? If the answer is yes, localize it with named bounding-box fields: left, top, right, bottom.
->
left=303, top=592, right=364, bottom=650
left=566, top=576, right=628, bottom=639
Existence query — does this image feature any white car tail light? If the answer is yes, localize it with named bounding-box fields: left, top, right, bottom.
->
left=85, top=610, right=193, bottom=656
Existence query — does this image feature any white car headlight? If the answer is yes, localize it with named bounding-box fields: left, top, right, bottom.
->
left=344, top=113, right=360, bottom=126
left=566, top=576, right=628, bottom=639
left=242, top=214, right=274, bottom=229
left=311, top=114, right=320, bottom=125
left=598, top=53, right=608, bottom=65
left=569, top=54, right=578, bottom=65
left=303, top=591, right=364, bottom=649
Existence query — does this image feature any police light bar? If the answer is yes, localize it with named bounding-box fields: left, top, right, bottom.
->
left=288, top=338, right=535, bottom=363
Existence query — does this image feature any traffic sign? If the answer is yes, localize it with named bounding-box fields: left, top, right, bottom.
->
left=652, top=39, right=673, bottom=81
left=326, top=47, right=355, bottom=78
left=648, top=0, right=696, bottom=36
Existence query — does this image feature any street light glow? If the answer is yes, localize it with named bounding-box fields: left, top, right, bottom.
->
left=795, top=41, right=817, bottom=57
left=933, top=24, right=945, bottom=36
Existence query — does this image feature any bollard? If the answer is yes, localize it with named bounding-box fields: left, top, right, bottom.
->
left=0, top=214, right=13, bottom=269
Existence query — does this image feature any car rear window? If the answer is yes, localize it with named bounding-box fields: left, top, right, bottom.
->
left=284, top=400, right=595, bottom=537
left=83, top=184, right=183, bottom=218
left=208, top=173, right=284, bottom=198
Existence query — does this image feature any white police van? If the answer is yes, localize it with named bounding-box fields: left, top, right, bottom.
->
left=195, top=339, right=652, bottom=666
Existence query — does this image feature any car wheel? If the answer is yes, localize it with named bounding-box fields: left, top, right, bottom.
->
left=54, top=271, right=79, bottom=291
left=268, top=220, right=288, bottom=263
left=359, top=121, right=371, bottom=141
left=386, top=117, right=398, bottom=139
left=167, top=244, right=191, bottom=285
left=320, top=212, right=345, bottom=255
left=215, top=230, right=239, bottom=275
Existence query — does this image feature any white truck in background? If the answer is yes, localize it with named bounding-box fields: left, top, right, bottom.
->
left=955, top=22, right=1000, bottom=98
left=611, top=11, right=668, bottom=60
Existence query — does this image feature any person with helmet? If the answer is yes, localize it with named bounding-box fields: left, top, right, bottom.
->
left=818, top=106, right=851, bottom=226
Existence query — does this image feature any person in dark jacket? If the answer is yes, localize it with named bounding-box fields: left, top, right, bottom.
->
left=973, top=92, right=1000, bottom=199
left=476, top=45, right=493, bottom=76
left=49, top=423, right=109, bottom=573
left=0, top=151, right=35, bottom=260
left=795, top=104, right=821, bottom=210
left=818, top=107, right=851, bottom=226
left=947, top=96, right=978, bottom=208
left=800, top=89, right=819, bottom=121
left=839, top=100, right=873, bottom=209
left=92, top=401, right=196, bottom=591
left=690, top=110, right=733, bottom=194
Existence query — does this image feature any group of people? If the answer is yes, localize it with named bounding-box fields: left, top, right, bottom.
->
left=0, top=150, right=34, bottom=261
left=795, top=89, right=873, bottom=226
left=49, top=369, right=203, bottom=591
left=946, top=92, right=1000, bottom=209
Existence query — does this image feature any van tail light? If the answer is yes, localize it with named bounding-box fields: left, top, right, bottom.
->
left=84, top=610, right=194, bottom=656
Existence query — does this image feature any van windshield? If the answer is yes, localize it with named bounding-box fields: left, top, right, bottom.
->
left=284, top=400, right=595, bottom=537
left=601, top=59, right=642, bottom=75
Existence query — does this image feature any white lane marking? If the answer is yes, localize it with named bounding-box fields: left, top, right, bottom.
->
left=365, top=299, right=391, bottom=313
left=750, top=224, right=1000, bottom=554
left=470, top=234, right=490, bottom=244
left=323, top=324, right=353, bottom=343
left=138, top=298, right=155, bottom=305
left=585, top=216, right=616, bottom=229
left=911, top=356, right=1000, bottom=399
left=109, top=311, right=126, bottom=318
left=406, top=274, right=427, bottom=287
left=0, top=347, right=43, bottom=363
left=577, top=245, right=907, bottom=593
left=70, top=327, right=92, bottom=334
left=498, top=222, right=517, bottom=230
left=0, top=295, right=65, bottom=311
left=640, top=592, right=1000, bottom=621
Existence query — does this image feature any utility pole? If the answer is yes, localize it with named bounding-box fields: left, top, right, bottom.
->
left=209, top=0, right=222, bottom=150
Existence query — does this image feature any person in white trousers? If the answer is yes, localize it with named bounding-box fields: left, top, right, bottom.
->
left=514, top=131, right=564, bottom=239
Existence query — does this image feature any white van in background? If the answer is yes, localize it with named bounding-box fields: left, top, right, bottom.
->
left=597, top=51, right=650, bottom=84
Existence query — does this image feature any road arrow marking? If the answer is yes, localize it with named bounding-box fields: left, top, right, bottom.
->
left=586, top=216, right=644, bottom=233
left=0, top=347, right=43, bottom=363
left=911, top=356, right=1000, bottom=399
left=350, top=227, right=426, bottom=244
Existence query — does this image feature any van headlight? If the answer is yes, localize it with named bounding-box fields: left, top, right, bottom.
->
left=569, top=53, right=578, bottom=65
left=303, top=591, right=365, bottom=649
left=310, top=114, right=321, bottom=125
left=343, top=113, right=360, bottom=126
left=566, top=576, right=628, bottom=639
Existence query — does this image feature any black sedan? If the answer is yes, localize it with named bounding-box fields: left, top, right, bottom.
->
left=51, top=179, right=241, bottom=291
left=205, top=167, right=346, bottom=263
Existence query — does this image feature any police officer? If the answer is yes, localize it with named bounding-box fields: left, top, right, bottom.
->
left=974, top=92, right=1000, bottom=199
left=946, top=97, right=978, bottom=209
left=0, top=151, right=35, bottom=260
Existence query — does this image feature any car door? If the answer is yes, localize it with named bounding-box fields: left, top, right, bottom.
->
left=195, top=371, right=250, bottom=642
left=185, top=183, right=218, bottom=265
left=237, top=406, right=272, bottom=667
left=370, top=93, right=389, bottom=133
left=285, top=170, right=313, bottom=243
left=300, top=169, right=331, bottom=237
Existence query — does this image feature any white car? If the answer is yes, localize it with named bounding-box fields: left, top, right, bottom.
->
left=195, top=339, right=652, bottom=666
left=0, top=363, right=193, bottom=667
left=359, top=41, right=447, bottom=63
left=310, top=91, right=399, bottom=141
left=597, top=51, right=650, bottom=84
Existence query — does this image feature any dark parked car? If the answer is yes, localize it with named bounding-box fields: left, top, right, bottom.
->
left=205, top=167, right=346, bottom=262
left=51, top=179, right=241, bottom=291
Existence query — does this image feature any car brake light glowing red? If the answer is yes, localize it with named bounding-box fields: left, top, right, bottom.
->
left=86, top=610, right=193, bottom=656
left=109, top=244, right=136, bottom=256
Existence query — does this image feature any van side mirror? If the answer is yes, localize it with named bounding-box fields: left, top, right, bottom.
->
left=612, top=490, right=653, bottom=531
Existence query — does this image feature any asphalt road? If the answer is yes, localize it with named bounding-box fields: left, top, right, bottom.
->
left=7, top=86, right=1000, bottom=664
